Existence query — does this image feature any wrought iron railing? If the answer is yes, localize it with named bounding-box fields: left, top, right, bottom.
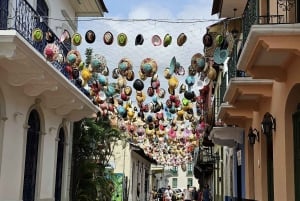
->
left=217, top=0, right=297, bottom=116
left=219, top=73, right=227, bottom=105
left=0, top=0, right=90, bottom=98
left=242, top=0, right=259, bottom=45
left=243, top=0, right=297, bottom=45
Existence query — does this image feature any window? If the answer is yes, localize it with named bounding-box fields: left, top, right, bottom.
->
left=55, top=128, right=65, bottom=201
left=171, top=166, right=178, bottom=174
left=187, top=178, right=193, bottom=187
left=187, top=163, right=193, bottom=172
left=187, top=163, right=193, bottom=176
left=23, top=109, right=41, bottom=201
left=172, top=178, right=177, bottom=189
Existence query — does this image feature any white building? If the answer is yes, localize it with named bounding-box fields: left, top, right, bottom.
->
left=0, top=0, right=107, bottom=200
left=159, top=164, right=199, bottom=190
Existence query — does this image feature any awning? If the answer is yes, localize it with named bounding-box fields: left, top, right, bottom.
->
left=209, top=127, right=244, bottom=147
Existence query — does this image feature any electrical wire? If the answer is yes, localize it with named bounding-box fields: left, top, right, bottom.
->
left=36, top=16, right=221, bottom=24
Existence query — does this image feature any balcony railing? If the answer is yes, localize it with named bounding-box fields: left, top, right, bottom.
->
left=219, top=0, right=298, bottom=105
left=243, top=0, right=297, bottom=45
left=0, top=0, right=91, bottom=99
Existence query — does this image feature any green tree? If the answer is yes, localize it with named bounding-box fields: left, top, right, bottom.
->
left=70, top=114, right=123, bottom=201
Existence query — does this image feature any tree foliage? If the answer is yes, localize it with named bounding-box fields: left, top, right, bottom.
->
left=70, top=114, right=123, bottom=201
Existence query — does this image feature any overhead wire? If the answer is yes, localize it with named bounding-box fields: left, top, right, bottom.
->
left=34, top=16, right=221, bottom=24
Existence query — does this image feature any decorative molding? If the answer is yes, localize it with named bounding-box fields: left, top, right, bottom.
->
left=14, top=112, right=23, bottom=118
left=55, top=102, right=84, bottom=115
left=35, top=98, right=42, bottom=105
left=7, top=72, right=44, bottom=86
left=49, top=127, right=57, bottom=132
left=23, top=124, right=30, bottom=129
left=24, top=83, right=58, bottom=96
left=1, top=116, right=8, bottom=121
left=39, top=131, right=47, bottom=135
left=43, top=96, right=75, bottom=109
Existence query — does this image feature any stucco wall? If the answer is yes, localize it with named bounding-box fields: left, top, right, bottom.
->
left=0, top=77, right=71, bottom=201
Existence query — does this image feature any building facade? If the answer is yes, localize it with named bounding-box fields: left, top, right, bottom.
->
left=0, top=0, right=107, bottom=200
left=209, top=0, right=300, bottom=201
left=112, top=142, right=156, bottom=201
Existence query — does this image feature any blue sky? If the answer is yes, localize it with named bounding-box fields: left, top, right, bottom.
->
left=104, top=0, right=212, bottom=19
left=77, top=0, right=219, bottom=104
left=78, top=0, right=218, bottom=67
left=103, top=0, right=214, bottom=19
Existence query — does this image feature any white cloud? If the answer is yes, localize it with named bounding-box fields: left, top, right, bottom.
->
left=177, top=0, right=214, bottom=19
left=77, top=0, right=220, bottom=106
left=128, top=3, right=174, bottom=19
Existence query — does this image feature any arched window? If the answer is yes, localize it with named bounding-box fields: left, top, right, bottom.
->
left=23, top=109, right=41, bottom=201
left=55, top=128, right=65, bottom=201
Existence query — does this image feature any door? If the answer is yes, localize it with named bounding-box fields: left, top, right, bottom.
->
left=293, top=111, right=300, bottom=200
left=55, top=128, right=65, bottom=201
left=0, top=0, right=9, bottom=29
left=37, top=0, right=48, bottom=24
left=23, top=109, right=41, bottom=201
left=266, top=134, right=274, bottom=201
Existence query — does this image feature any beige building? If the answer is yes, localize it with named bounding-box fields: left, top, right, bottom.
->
left=209, top=0, right=300, bottom=201
left=112, top=142, right=156, bottom=201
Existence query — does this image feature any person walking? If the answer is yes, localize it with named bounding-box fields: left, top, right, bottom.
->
left=197, top=188, right=203, bottom=201
left=183, top=184, right=192, bottom=201
left=202, top=184, right=212, bottom=201
left=192, top=187, right=198, bottom=201
left=164, top=186, right=173, bottom=201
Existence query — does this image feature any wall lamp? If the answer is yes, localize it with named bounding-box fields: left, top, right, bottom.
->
left=261, top=112, right=276, bottom=136
left=248, top=127, right=259, bottom=145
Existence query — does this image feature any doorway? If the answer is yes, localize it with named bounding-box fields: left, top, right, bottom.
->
left=0, top=0, right=8, bottom=29
left=22, top=109, right=41, bottom=201
left=266, top=134, right=274, bottom=201
left=55, top=128, right=65, bottom=201
left=293, top=110, right=300, bottom=200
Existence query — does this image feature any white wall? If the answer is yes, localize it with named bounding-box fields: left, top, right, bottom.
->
left=0, top=75, right=71, bottom=201
left=112, top=142, right=153, bottom=201
left=162, top=165, right=199, bottom=190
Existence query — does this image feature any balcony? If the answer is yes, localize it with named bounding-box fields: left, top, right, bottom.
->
left=0, top=0, right=99, bottom=121
left=216, top=0, right=298, bottom=105
left=238, top=0, right=299, bottom=81
left=193, top=147, right=220, bottom=179
left=69, top=0, right=108, bottom=17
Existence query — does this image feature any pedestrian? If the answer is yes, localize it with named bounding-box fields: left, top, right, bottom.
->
left=183, top=184, right=192, bottom=201
left=192, top=187, right=198, bottom=201
left=202, top=184, right=212, bottom=201
left=197, top=188, right=203, bottom=201
left=164, top=185, right=173, bottom=201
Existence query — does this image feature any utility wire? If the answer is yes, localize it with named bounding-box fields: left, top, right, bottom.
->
left=34, top=16, right=221, bottom=24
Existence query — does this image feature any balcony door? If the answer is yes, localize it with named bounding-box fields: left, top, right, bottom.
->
left=0, top=0, right=8, bottom=29
left=298, top=1, right=300, bottom=23
left=293, top=110, right=300, bottom=200
left=23, top=109, right=41, bottom=201
left=37, top=0, right=48, bottom=24
left=266, top=135, right=274, bottom=201
left=55, top=128, right=65, bottom=201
